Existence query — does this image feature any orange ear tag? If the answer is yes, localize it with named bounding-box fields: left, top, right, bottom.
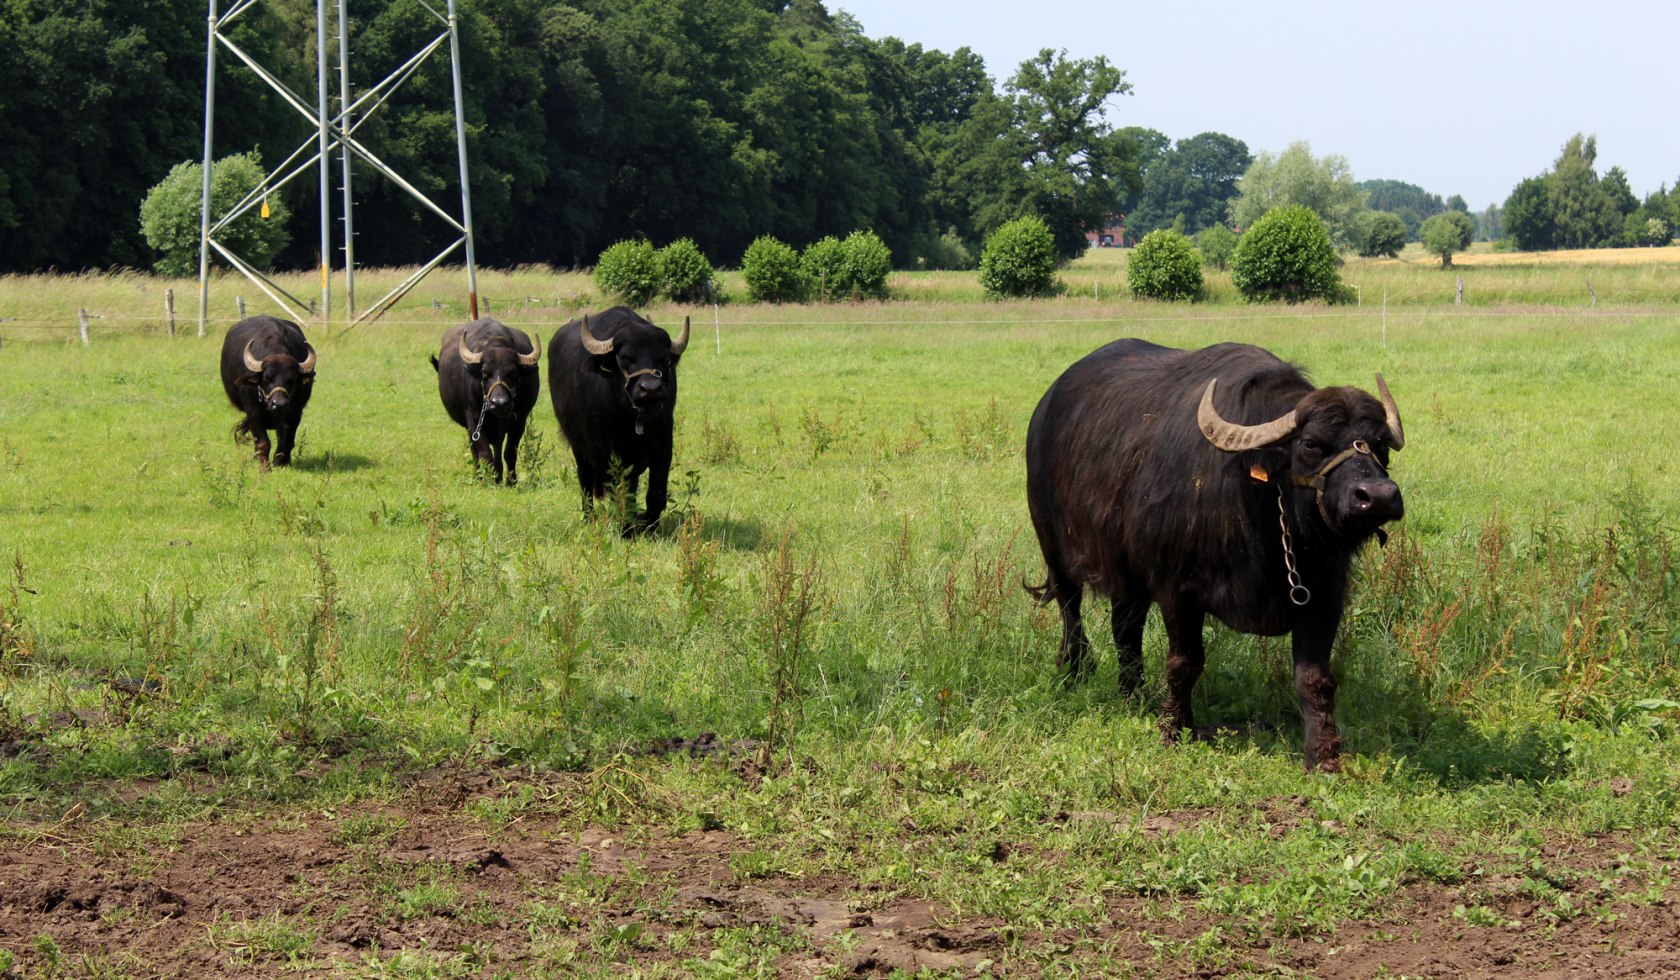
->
left=1249, top=465, right=1269, bottom=482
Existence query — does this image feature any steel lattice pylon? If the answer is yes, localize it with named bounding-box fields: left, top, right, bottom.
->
left=196, top=0, right=480, bottom=335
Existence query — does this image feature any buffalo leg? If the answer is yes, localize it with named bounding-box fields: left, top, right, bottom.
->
left=639, top=441, right=673, bottom=530
left=1042, top=567, right=1091, bottom=680
left=1291, top=620, right=1343, bottom=773
left=1110, top=593, right=1149, bottom=696
left=273, top=424, right=297, bottom=467
left=1158, top=596, right=1206, bottom=742
left=573, top=449, right=604, bottom=513
left=251, top=423, right=273, bottom=470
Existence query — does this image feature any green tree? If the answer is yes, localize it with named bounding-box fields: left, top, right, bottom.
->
left=140, top=154, right=291, bottom=277
left=1228, top=205, right=1342, bottom=303
left=1231, top=143, right=1369, bottom=250
left=1504, top=176, right=1555, bottom=251
left=1359, top=212, right=1408, bottom=258
left=1547, top=134, right=1620, bottom=248
left=1127, top=132, right=1252, bottom=237
left=1126, top=229, right=1202, bottom=301
left=0, top=0, right=297, bottom=271
left=978, top=214, right=1060, bottom=297
left=1419, top=211, right=1474, bottom=267
left=955, top=48, right=1138, bottom=261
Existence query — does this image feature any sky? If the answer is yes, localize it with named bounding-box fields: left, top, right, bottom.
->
left=833, top=0, right=1677, bottom=209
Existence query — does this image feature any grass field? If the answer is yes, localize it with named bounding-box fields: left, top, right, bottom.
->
left=1, top=251, right=1679, bottom=976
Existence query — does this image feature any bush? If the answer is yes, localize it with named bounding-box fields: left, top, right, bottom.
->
left=741, top=235, right=806, bottom=303
left=978, top=215, right=1060, bottom=298
left=800, top=236, right=845, bottom=300
left=839, top=230, right=892, bottom=299
left=1359, top=211, right=1408, bottom=258
left=594, top=239, right=660, bottom=305
left=1126, top=229, right=1203, bottom=301
left=139, top=152, right=291, bottom=277
left=1229, top=205, right=1343, bottom=303
left=1195, top=225, right=1239, bottom=270
left=657, top=238, right=713, bottom=302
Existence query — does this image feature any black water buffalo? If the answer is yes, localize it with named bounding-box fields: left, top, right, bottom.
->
left=431, top=318, right=542, bottom=484
left=548, top=306, right=689, bottom=534
left=220, top=315, right=317, bottom=468
left=1025, top=340, right=1406, bottom=772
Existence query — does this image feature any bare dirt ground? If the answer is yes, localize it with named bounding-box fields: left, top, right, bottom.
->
left=2, top=767, right=1677, bottom=978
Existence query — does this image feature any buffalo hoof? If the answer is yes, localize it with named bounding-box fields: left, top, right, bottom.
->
left=272, top=453, right=291, bottom=467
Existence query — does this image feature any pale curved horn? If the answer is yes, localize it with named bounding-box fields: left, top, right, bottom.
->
left=242, top=339, right=265, bottom=373
left=518, top=331, right=541, bottom=366
left=579, top=314, right=614, bottom=356
left=297, top=344, right=316, bottom=374
left=1376, top=373, right=1405, bottom=450
left=1197, top=379, right=1300, bottom=452
left=671, top=315, right=691, bottom=355
left=457, top=332, right=484, bottom=365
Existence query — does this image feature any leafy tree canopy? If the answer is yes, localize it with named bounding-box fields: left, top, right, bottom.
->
left=1231, top=142, right=1368, bottom=251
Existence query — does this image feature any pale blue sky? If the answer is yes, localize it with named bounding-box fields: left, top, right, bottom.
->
left=834, top=0, right=1676, bottom=209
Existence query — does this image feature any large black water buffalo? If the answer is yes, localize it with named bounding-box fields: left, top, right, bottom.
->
left=1025, top=340, right=1406, bottom=772
left=548, top=306, right=689, bottom=534
left=431, top=318, right=541, bottom=484
left=220, top=315, right=317, bottom=468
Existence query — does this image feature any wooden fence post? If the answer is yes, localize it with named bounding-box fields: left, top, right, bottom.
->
left=78, top=308, right=90, bottom=346
left=1455, top=277, right=1463, bottom=305
left=165, top=288, right=176, bottom=338
left=236, top=295, right=247, bottom=318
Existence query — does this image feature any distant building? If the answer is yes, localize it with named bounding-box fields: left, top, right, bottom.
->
left=1085, top=216, right=1127, bottom=248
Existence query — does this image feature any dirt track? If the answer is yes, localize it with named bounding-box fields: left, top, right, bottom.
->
left=3, top=768, right=1677, bottom=977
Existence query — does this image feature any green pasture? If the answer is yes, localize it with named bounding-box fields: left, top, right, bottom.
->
left=2, top=255, right=1679, bottom=971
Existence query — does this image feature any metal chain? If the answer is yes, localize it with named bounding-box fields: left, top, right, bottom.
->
left=1277, top=487, right=1311, bottom=606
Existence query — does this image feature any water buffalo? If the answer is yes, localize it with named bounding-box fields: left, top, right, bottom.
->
left=1025, top=339, right=1406, bottom=771
left=431, top=318, right=541, bottom=484
left=220, top=315, right=316, bottom=468
left=548, top=306, right=689, bottom=534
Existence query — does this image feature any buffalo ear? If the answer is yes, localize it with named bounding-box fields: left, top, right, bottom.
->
left=235, top=373, right=261, bottom=386
left=429, top=355, right=440, bottom=373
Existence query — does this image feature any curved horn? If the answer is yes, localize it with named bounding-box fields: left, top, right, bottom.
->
left=242, top=340, right=265, bottom=373
left=518, top=331, right=541, bottom=366
left=578, top=314, right=614, bottom=356
left=1197, top=379, right=1300, bottom=452
left=457, top=332, right=484, bottom=365
left=671, top=315, right=691, bottom=355
left=1375, top=373, right=1405, bottom=450
left=297, top=344, right=316, bottom=374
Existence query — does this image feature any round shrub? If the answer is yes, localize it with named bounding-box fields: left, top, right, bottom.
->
left=140, top=152, right=291, bottom=277
left=594, top=239, right=660, bottom=305
left=978, top=215, right=1060, bottom=298
left=741, top=235, right=805, bottom=303
left=1195, top=224, right=1239, bottom=271
left=839, top=230, right=892, bottom=299
left=657, top=238, right=713, bottom=302
left=1359, top=211, right=1408, bottom=258
left=1228, top=205, right=1343, bottom=303
left=800, top=236, right=845, bottom=301
left=1126, top=229, right=1203, bottom=301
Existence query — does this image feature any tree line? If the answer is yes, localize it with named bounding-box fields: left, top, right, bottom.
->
left=1, top=2, right=1672, bottom=278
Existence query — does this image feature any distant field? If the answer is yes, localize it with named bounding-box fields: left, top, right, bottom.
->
left=1, top=262, right=1678, bottom=975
